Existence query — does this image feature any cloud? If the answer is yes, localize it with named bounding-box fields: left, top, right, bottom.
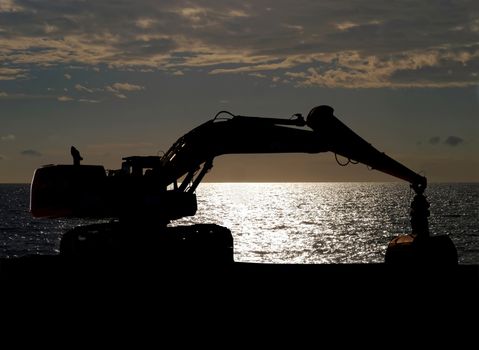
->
left=444, top=136, right=464, bottom=147
left=75, top=84, right=94, bottom=93
left=0, top=1, right=477, bottom=88
left=0, top=0, right=24, bottom=13
left=21, top=149, right=42, bottom=157
left=1, top=134, right=15, bottom=141
left=0, top=67, right=27, bottom=80
left=106, top=82, right=145, bottom=92
left=429, top=136, right=441, bottom=145
left=58, top=95, right=99, bottom=103
left=425, top=135, right=465, bottom=147
left=44, top=23, right=58, bottom=34
left=336, top=22, right=360, bottom=31
left=135, top=18, right=157, bottom=29
left=105, top=82, right=145, bottom=99
left=58, top=95, right=74, bottom=101
left=78, top=98, right=100, bottom=103
left=64, top=73, right=71, bottom=80
left=249, top=73, right=267, bottom=79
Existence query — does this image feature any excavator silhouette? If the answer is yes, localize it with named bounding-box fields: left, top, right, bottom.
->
left=30, top=105, right=457, bottom=266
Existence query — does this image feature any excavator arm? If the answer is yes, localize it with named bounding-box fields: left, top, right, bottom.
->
left=159, top=105, right=426, bottom=194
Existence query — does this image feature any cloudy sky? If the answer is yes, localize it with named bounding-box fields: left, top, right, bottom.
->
left=0, top=0, right=478, bottom=183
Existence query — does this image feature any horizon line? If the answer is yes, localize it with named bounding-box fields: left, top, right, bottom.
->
left=1, top=180, right=478, bottom=185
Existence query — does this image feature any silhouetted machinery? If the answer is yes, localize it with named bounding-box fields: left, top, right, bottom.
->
left=30, top=105, right=457, bottom=265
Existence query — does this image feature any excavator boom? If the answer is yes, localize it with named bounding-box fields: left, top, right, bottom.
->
left=160, top=105, right=426, bottom=194
left=159, top=116, right=326, bottom=189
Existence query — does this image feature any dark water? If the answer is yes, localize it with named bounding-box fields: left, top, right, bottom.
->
left=1, top=183, right=478, bottom=264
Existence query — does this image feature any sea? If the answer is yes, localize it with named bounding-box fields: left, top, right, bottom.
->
left=0, top=182, right=478, bottom=264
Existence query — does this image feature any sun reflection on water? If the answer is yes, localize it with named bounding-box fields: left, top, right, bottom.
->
left=174, top=182, right=413, bottom=264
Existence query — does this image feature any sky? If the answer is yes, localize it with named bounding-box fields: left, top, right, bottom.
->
left=0, top=0, right=478, bottom=183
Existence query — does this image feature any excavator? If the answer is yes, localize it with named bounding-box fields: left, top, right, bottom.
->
left=29, top=105, right=458, bottom=266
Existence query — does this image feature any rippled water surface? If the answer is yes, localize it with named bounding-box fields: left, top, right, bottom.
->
left=1, top=183, right=478, bottom=264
